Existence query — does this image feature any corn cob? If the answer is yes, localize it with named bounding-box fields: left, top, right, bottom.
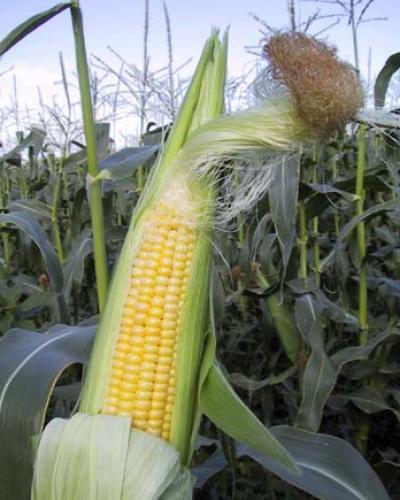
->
left=101, top=195, right=196, bottom=441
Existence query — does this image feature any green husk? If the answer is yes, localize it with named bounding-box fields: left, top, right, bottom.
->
left=32, top=413, right=189, bottom=500
left=79, top=30, right=227, bottom=418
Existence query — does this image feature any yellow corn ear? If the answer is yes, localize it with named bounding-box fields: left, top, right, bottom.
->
left=101, top=201, right=196, bottom=441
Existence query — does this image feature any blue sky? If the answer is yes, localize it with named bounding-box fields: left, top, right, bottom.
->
left=1, top=0, right=399, bottom=141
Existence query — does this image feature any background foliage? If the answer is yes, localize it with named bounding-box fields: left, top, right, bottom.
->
left=0, top=1, right=399, bottom=499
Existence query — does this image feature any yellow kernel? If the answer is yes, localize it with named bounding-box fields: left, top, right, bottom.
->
left=173, top=261, right=186, bottom=270
left=141, top=361, right=157, bottom=371
left=119, top=333, right=131, bottom=343
left=110, top=368, right=124, bottom=379
left=137, top=380, right=154, bottom=391
left=146, top=317, right=161, bottom=327
left=152, top=292, right=167, bottom=306
left=154, top=372, right=170, bottom=383
left=143, top=268, right=156, bottom=278
left=175, top=242, right=187, bottom=252
left=141, top=371, right=155, bottom=382
left=151, top=400, right=166, bottom=409
left=171, top=269, right=185, bottom=279
left=161, top=338, right=175, bottom=348
left=105, top=396, right=119, bottom=407
left=124, top=365, right=140, bottom=376
left=146, top=336, right=161, bottom=345
left=112, top=358, right=125, bottom=368
left=132, top=408, right=149, bottom=419
left=118, top=400, right=134, bottom=411
left=164, top=304, right=178, bottom=314
left=134, top=312, right=147, bottom=324
left=123, top=373, right=138, bottom=382
left=120, top=380, right=136, bottom=392
left=120, top=326, right=133, bottom=336
left=136, top=400, right=152, bottom=411
left=161, top=431, right=170, bottom=440
left=163, top=422, right=171, bottom=431
left=137, top=302, right=150, bottom=313
left=157, top=356, right=173, bottom=366
left=164, top=308, right=178, bottom=318
left=108, top=386, right=120, bottom=397
left=160, top=330, right=175, bottom=340
left=143, top=353, right=159, bottom=363
left=130, top=336, right=144, bottom=347
left=166, top=286, right=181, bottom=296
left=135, top=389, right=152, bottom=400
left=161, top=256, right=173, bottom=266
left=134, top=420, right=147, bottom=430
left=156, top=365, right=170, bottom=374
left=156, top=276, right=169, bottom=285
left=123, top=305, right=135, bottom=317
left=152, top=391, right=168, bottom=402
left=165, top=239, right=176, bottom=248
left=149, top=409, right=164, bottom=419
left=159, top=346, right=174, bottom=356
left=144, top=344, right=159, bottom=354
left=142, top=277, right=155, bottom=287
left=132, top=325, right=145, bottom=336
left=116, top=342, right=131, bottom=353
left=169, top=277, right=182, bottom=287
left=121, top=317, right=134, bottom=327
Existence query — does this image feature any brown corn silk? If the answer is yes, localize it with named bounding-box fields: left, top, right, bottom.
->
left=264, top=32, right=363, bottom=137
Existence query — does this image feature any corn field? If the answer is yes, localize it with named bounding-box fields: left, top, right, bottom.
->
left=0, top=2, right=400, bottom=500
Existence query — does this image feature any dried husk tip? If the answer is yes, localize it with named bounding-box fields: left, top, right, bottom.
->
left=263, top=32, right=364, bottom=137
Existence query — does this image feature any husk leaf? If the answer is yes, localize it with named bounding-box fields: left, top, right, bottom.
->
left=32, top=413, right=190, bottom=500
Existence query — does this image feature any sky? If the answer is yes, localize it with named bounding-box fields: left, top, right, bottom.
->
left=1, top=0, right=399, bottom=143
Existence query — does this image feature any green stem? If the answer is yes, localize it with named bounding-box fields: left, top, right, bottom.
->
left=356, top=125, right=368, bottom=344
left=312, top=154, right=320, bottom=286
left=70, top=1, right=108, bottom=311
left=332, top=156, right=340, bottom=236
left=298, top=201, right=308, bottom=279
left=0, top=176, right=11, bottom=270
left=355, top=124, right=370, bottom=457
left=51, top=163, right=65, bottom=263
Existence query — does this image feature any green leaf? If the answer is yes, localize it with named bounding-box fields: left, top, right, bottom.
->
left=374, top=52, right=400, bottom=108
left=329, top=387, right=400, bottom=422
left=269, top=155, right=300, bottom=269
left=229, top=366, right=297, bottom=392
left=331, top=328, right=400, bottom=366
left=244, top=426, right=391, bottom=500
left=200, top=362, right=298, bottom=474
left=95, top=122, right=111, bottom=162
left=8, top=199, right=52, bottom=222
left=304, top=165, right=389, bottom=219
left=0, top=128, right=46, bottom=162
left=193, top=426, right=390, bottom=499
left=0, top=324, right=96, bottom=500
left=321, top=199, right=399, bottom=271
left=295, top=295, right=337, bottom=431
left=0, top=4, right=71, bottom=56
left=63, top=229, right=93, bottom=300
left=0, top=211, right=69, bottom=323
left=98, top=146, right=159, bottom=179
left=0, top=212, right=62, bottom=290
